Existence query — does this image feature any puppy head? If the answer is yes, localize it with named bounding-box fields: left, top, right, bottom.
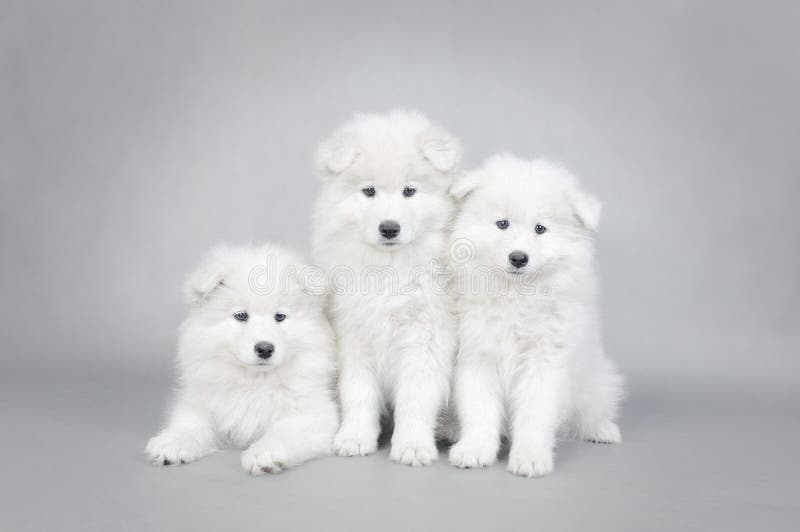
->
left=451, top=155, right=601, bottom=278
left=183, top=244, right=324, bottom=371
left=314, top=110, right=461, bottom=251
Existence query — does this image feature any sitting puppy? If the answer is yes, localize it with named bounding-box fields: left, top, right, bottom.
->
left=448, top=155, right=623, bottom=477
left=313, top=110, right=461, bottom=466
left=146, top=244, right=338, bottom=475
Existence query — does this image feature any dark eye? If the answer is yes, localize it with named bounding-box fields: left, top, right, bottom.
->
left=362, top=186, right=376, bottom=198
left=233, top=311, right=248, bottom=322
left=535, top=224, right=547, bottom=234
left=403, top=186, right=417, bottom=198
left=274, top=313, right=286, bottom=322
left=496, top=219, right=509, bottom=230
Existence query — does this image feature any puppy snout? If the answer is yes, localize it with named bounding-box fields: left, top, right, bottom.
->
left=379, top=220, right=401, bottom=240
left=254, top=342, right=274, bottom=359
left=508, top=250, right=529, bottom=269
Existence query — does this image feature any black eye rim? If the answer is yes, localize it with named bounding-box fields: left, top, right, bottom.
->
left=274, top=313, right=287, bottom=322
left=362, top=186, right=376, bottom=198
left=496, top=219, right=509, bottom=230
left=535, top=224, right=547, bottom=234
left=233, top=311, right=248, bottom=322
left=403, top=186, right=417, bottom=198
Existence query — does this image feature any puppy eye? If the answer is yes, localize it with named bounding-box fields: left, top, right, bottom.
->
left=362, top=186, right=376, bottom=198
left=403, top=186, right=417, bottom=198
left=535, top=224, right=547, bottom=234
left=233, top=311, right=248, bottom=322
left=274, top=313, right=286, bottom=322
left=496, top=219, right=509, bottom=230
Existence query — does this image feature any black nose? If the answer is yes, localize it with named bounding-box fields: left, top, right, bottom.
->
left=379, top=220, right=401, bottom=240
left=508, top=251, right=529, bottom=269
left=254, top=342, right=274, bottom=359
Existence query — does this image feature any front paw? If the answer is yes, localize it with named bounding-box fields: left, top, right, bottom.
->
left=333, top=428, right=378, bottom=457
left=507, top=445, right=554, bottom=478
left=241, top=440, right=288, bottom=476
left=390, top=435, right=438, bottom=467
left=449, top=438, right=498, bottom=469
left=145, top=433, right=209, bottom=466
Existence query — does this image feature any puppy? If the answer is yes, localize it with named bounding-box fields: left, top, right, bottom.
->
left=448, top=155, right=623, bottom=477
left=145, top=244, right=338, bottom=474
left=312, top=110, right=461, bottom=466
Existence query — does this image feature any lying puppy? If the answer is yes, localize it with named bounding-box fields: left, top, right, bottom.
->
left=313, top=110, right=461, bottom=465
left=448, top=155, right=623, bottom=477
left=146, top=244, right=338, bottom=474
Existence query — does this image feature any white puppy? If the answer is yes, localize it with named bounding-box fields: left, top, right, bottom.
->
left=146, top=244, right=338, bottom=475
left=448, top=155, right=623, bottom=477
left=312, top=110, right=461, bottom=466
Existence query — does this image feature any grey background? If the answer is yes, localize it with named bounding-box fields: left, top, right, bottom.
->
left=2, top=0, right=799, bottom=530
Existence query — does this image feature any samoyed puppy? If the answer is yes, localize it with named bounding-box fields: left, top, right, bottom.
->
left=312, top=110, right=461, bottom=466
left=145, top=244, right=338, bottom=475
left=448, top=155, right=623, bottom=477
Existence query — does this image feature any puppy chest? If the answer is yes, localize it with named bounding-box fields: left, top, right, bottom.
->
left=467, top=298, right=562, bottom=363
left=208, top=387, right=282, bottom=447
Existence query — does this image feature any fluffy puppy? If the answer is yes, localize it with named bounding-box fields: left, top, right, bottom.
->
left=313, top=110, right=461, bottom=466
left=145, top=244, right=338, bottom=475
left=448, top=155, right=623, bottom=477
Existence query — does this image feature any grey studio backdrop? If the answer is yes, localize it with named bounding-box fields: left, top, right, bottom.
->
left=2, top=1, right=799, bottom=531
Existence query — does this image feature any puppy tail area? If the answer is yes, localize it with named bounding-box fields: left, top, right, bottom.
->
left=377, top=400, right=457, bottom=450
left=435, top=407, right=460, bottom=445
left=571, top=356, right=625, bottom=444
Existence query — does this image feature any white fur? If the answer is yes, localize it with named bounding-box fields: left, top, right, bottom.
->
left=448, top=155, right=623, bottom=477
left=312, top=110, right=461, bottom=466
left=145, top=244, right=339, bottom=475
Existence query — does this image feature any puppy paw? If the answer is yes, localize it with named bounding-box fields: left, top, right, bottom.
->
left=390, top=439, right=438, bottom=466
left=145, top=433, right=209, bottom=466
left=582, top=420, right=621, bottom=444
left=448, top=439, right=498, bottom=468
left=241, top=440, right=288, bottom=476
left=333, top=429, right=378, bottom=457
left=507, top=446, right=554, bottom=478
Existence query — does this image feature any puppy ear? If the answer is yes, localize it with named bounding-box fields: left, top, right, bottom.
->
left=449, top=169, right=483, bottom=200
left=420, top=129, right=462, bottom=173
left=315, top=133, right=359, bottom=177
left=184, top=248, right=229, bottom=305
left=569, top=188, right=602, bottom=231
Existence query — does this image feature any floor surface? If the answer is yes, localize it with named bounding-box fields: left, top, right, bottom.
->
left=2, top=366, right=797, bottom=532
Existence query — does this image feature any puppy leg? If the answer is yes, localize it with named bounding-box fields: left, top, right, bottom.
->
left=507, top=360, right=567, bottom=478
left=146, top=402, right=215, bottom=466
left=449, top=357, right=502, bottom=468
left=333, top=337, right=381, bottom=457
left=390, top=354, right=446, bottom=466
left=242, top=404, right=337, bottom=475
left=578, top=354, right=623, bottom=444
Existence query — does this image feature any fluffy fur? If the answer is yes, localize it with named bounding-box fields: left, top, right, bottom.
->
left=448, top=155, right=623, bottom=477
left=312, top=110, right=461, bottom=466
left=145, top=244, right=338, bottom=474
